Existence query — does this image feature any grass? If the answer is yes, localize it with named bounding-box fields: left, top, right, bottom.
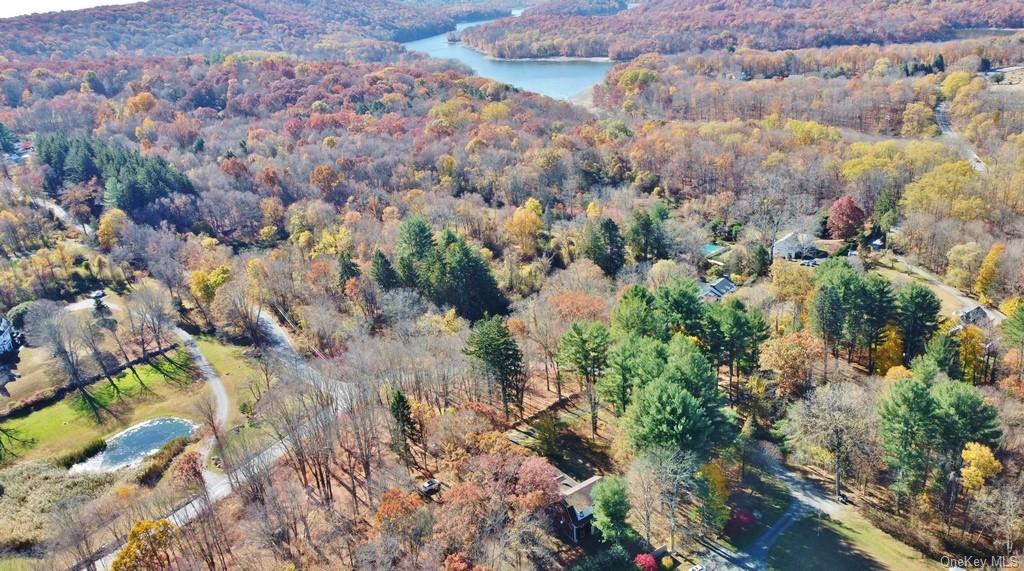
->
left=3, top=350, right=201, bottom=461
left=194, top=335, right=259, bottom=427
left=724, top=466, right=793, bottom=549
left=872, top=266, right=964, bottom=317
left=767, top=511, right=941, bottom=571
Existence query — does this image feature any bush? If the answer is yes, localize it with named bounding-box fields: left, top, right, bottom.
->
left=136, top=436, right=192, bottom=486
left=56, top=438, right=107, bottom=469
left=571, top=544, right=632, bottom=571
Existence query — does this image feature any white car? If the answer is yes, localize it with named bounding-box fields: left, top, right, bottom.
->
left=689, top=566, right=706, bottom=571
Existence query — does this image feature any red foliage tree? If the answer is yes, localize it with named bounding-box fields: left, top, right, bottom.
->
left=827, top=195, right=866, bottom=240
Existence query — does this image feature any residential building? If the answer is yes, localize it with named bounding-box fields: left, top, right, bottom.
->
left=773, top=231, right=812, bottom=259
left=558, top=475, right=601, bottom=544
left=698, top=277, right=737, bottom=302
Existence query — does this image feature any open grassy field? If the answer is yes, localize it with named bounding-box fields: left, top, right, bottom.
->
left=872, top=266, right=964, bottom=317
left=3, top=350, right=201, bottom=461
left=194, top=335, right=259, bottom=427
left=767, top=511, right=941, bottom=570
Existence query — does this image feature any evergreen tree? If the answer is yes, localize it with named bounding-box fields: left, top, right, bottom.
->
left=559, top=322, right=611, bottom=438
left=932, top=380, right=1002, bottom=469
left=624, top=209, right=667, bottom=262
left=925, top=334, right=960, bottom=379
left=428, top=229, right=508, bottom=320
left=896, top=283, right=942, bottom=364
left=611, top=285, right=659, bottom=338
left=810, top=283, right=843, bottom=380
left=599, top=336, right=666, bottom=416
left=464, top=316, right=526, bottom=418
left=370, top=249, right=400, bottom=291
left=337, top=250, right=361, bottom=287
left=860, top=274, right=895, bottom=374
left=389, top=389, right=417, bottom=464
left=591, top=476, right=631, bottom=542
left=396, top=216, right=435, bottom=288
left=579, top=217, right=625, bottom=277
left=0, top=122, right=16, bottom=154
left=879, top=366, right=941, bottom=506
left=653, top=278, right=706, bottom=340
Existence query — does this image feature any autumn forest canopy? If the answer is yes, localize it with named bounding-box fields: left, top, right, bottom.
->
left=0, top=0, right=1023, bottom=570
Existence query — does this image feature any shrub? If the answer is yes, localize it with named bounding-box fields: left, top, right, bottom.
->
left=634, top=553, right=657, bottom=571
left=136, top=436, right=192, bottom=486
left=56, top=438, right=107, bottom=469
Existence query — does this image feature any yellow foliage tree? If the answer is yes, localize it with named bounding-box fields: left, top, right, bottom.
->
left=874, top=326, right=904, bottom=375
left=885, top=365, right=913, bottom=382
left=958, top=325, right=986, bottom=384
left=112, top=519, right=175, bottom=571
left=97, top=208, right=128, bottom=251
left=974, top=242, right=1005, bottom=305
left=960, top=442, right=1001, bottom=493
left=505, top=203, right=542, bottom=257
left=124, top=91, right=157, bottom=118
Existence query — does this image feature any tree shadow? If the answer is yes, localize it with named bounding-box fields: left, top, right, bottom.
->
left=766, top=515, right=887, bottom=571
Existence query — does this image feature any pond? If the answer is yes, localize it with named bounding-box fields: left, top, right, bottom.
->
left=402, top=11, right=614, bottom=100
left=69, top=417, right=196, bottom=474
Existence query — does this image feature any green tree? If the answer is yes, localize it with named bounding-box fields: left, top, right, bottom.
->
left=337, top=250, right=361, bottom=287
left=626, top=377, right=710, bottom=453
left=653, top=278, right=706, bottom=340
left=896, top=283, right=942, bottom=364
left=427, top=229, right=508, bottom=320
left=611, top=285, right=658, bottom=338
left=879, top=366, right=941, bottom=508
left=598, top=336, right=665, bottom=416
left=389, top=389, right=418, bottom=464
left=370, top=249, right=400, bottom=291
left=810, top=283, right=843, bottom=382
left=624, top=209, right=667, bottom=262
left=925, top=334, right=960, bottom=379
left=707, top=298, right=768, bottom=402
left=559, top=322, right=610, bottom=438
left=932, top=381, right=1002, bottom=469
left=579, top=217, right=625, bottom=277
left=464, top=316, right=526, bottom=418
left=860, top=274, right=896, bottom=374
left=396, top=216, right=435, bottom=288
left=0, top=122, right=16, bottom=154
left=591, top=476, right=631, bottom=542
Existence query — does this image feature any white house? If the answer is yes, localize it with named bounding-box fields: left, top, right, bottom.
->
left=773, top=232, right=812, bottom=259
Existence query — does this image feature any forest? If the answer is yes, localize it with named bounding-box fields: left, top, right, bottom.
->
left=461, top=0, right=1024, bottom=59
left=0, top=0, right=1023, bottom=570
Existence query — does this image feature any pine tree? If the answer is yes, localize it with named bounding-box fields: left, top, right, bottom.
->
left=579, top=217, right=625, bottom=276
left=559, top=322, right=610, bottom=438
left=879, top=367, right=941, bottom=506
left=1003, top=305, right=1024, bottom=382
left=896, top=282, right=941, bottom=364
left=337, top=250, right=361, bottom=287
left=591, top=476, right=631, bottom=542
left=389, top=389, right=417, bottom=464
left=370, top=249, right=400, bottom=291
left=464, top=316, right=526, bottom=418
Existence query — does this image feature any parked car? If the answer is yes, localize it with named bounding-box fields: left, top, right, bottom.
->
left=90, top=290, right=106, bottom=300
left=420, top=479, right=441, bottom=496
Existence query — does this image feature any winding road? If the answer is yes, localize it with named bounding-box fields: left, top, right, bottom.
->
left=694, top=458, right=843, bottom=571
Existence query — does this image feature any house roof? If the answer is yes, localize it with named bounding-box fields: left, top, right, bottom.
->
left=956, top=305, right=988, bottom=324
left=698, top=277, right=736, bottom=301
left=561, top=475, right=601, bottom=523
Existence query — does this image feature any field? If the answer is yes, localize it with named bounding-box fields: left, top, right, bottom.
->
left=767, top=511, right=941, bottom=570
left=194, top=335, right=259, bottom=427
left=3, top=350, right=199, bottom=461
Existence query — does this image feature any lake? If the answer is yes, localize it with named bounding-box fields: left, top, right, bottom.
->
left=69, top=417, right=195, bottom=474
left=402, top=13, right=614, bottom=100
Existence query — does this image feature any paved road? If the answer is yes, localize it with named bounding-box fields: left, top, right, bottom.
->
left=88, top=310, right=305, bottom=570
left=2, top=174, right=94, bottom=237
left=695, top=458, right=844, bottom=571
left=892, top=255, right=1006, bottom=326
left=936, top=102, right=987, bottom=173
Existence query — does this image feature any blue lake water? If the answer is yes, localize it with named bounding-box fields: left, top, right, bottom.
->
left=70, top=417, right=195, bottom=473
left=402, top=13, right=614, bottom=100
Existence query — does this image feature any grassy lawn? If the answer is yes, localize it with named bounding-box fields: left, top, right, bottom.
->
left=3, top=350, right=203, bottom=461
left=724, top=467, right=793, bottom=549
left=872, top=266, right=964, bottom=317
left=767, top=511, right=941, bottom=571
left=194, top=335, right=259, bottom=427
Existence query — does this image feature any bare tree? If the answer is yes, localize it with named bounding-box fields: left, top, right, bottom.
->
left=25, top=300, right=87, bottom=389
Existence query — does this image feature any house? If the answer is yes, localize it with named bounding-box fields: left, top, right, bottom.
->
left=698, top=277, right=737, bottom=302
left=955, top=305, right=990, bottom=329
left=559, top=475, right=601, bottom=544
left=0, top=317, right=14, bottom=359
left=773, top=232, right=812, bottom=259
